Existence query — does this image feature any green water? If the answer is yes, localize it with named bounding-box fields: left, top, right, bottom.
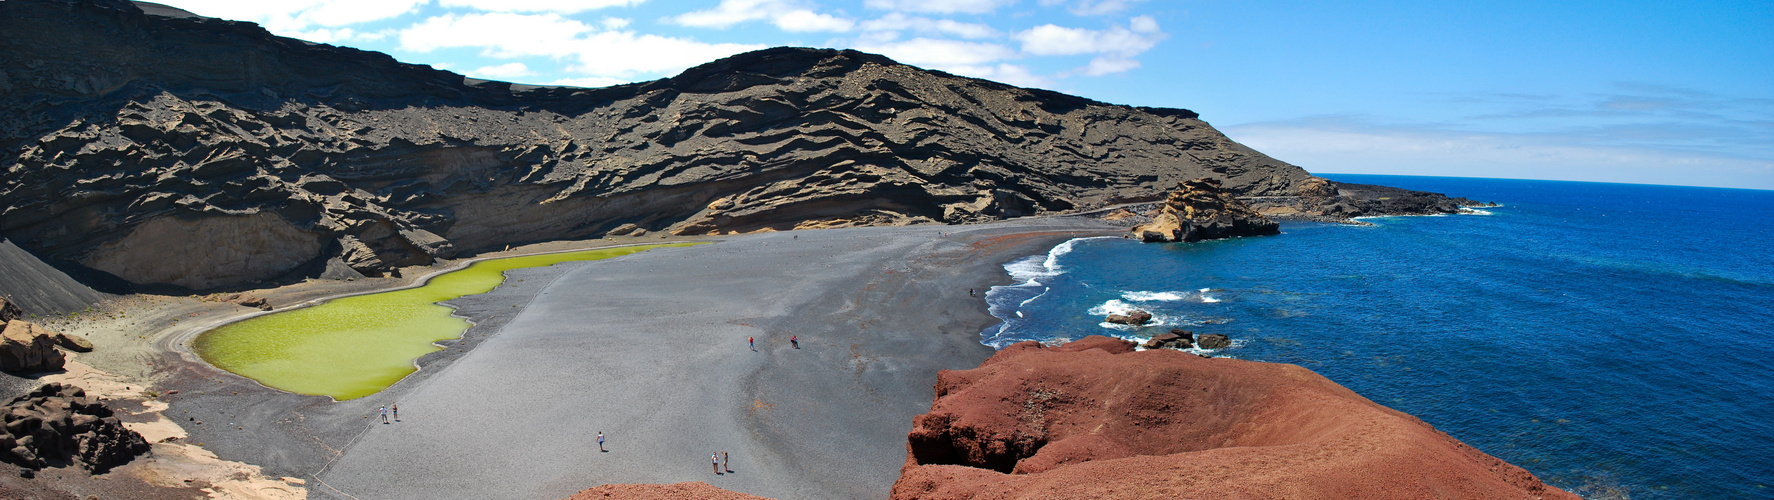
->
left=194, top=244, right=700, bottom=400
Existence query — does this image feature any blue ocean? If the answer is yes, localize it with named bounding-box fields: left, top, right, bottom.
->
left=982, top=174, right=1774, bottom=498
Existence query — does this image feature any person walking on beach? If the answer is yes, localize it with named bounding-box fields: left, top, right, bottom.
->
left=379, top=405, right=388, bottom=424
left=748, top=336, right=755, bottom=351
left=713, top=452, right=721, bottom=474
left=723, top=451, right=730, bottom=473
left=597, top=432, right=605, bottom=452
left=391, top=403, right=399, bottom=422
left=790, top=335, right=798, bottom=349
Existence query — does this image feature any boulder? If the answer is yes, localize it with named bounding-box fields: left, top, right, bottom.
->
left=1132, top=178, right=1281, bottom=243
left=1196, top=333, right=1231, bottom=349
left=1141, top=329, right=1194, bottom=350
left=50, top=332, right=93, bottom=353
left=0, top=297, right=20, bottom=323
left=0, top=383, right=149, bottom=473
left=338, top=235, right=386, bottom=277
left=0, top=320, right=64, bottom=373
left=1104, top=310, right=1152, bottom=325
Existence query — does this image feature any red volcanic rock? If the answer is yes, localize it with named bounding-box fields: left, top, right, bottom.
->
left=563, top=482, right=773, bottom=500
left=894, top=335, right=1577, bottom=500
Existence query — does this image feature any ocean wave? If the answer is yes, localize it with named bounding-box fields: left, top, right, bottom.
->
left=1199, top=288, right=1221, bottom=303
left=1122, top=290, right=1185, bottom=301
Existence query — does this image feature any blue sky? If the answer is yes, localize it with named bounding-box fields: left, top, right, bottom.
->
left=153, top=0, right=1773, bottom=189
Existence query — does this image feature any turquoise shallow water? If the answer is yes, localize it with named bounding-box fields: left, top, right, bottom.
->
left=983, top=175, right=1774, bottom=498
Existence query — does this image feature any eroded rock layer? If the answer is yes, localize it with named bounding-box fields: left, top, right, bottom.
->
left=1133, top=177, right=1279, bottom=242
left=0, top=383, right=150, bottom=473
left=893, top=336, right=1577, bottom=500
left=1, top=0, right=1468, bottom=291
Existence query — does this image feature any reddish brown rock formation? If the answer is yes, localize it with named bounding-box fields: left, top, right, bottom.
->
left=893, top=336, right=1577, bottom=500
left=563, top=482, right=773, bottom=500
left=1133, top=178, right=1281, bottom=243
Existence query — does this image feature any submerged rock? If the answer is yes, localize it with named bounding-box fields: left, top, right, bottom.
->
left=1133, top=178, right=1281, bottom=243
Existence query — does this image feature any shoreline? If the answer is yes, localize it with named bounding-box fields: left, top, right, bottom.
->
left=3, top=218, right=1119, bottom=499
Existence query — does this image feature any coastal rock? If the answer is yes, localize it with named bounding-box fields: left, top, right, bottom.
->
left=49, top=331, right=94, bottom=353
left=563, top=482, right=774, bottom=500
left=0, top=320, right=64, bottom=373
left=892, top=336, right=1578, bottom=499
left=0, top=383, right=150, bottom=473
left=205, top=292, right=273, bottom=311
left=1132, top=178, right=1281, bottom=243
left=1196, top=333, right=1231, bottom=349
left=0, top=0, right=1469, bottom=291
left=1142, top=329, right=1193, bottom=349
left=0, top=297, right=20, bottom=323
left=1104, top=310, right=1152, bottom=325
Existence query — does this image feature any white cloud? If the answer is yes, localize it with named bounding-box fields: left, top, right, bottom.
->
left=437, top=0, right=645, bottom=13
left=400, top=12, right=764, bottom=79
left=775, top=10, right=856, bottom=32
left=864, top=0, right=1015, bottom=14
left=672, top=0, right=854, bottom=32
left=158, top=0, right=426, bottom=33
left=1226, top=122, right=1774, bottom=190
left=1082, top=56, right=1138, bottom=75
left=470, top=62, right=534, bottom=79
left=546, top=76, right=632, bottom=87
left=1040, top=0, right=1147, bottom=16
left=601, top=17, right=631, bottom=29
left=860, top=13, right=997, bottom=38
left=850, top=37, right=1018, bottom=67
left=1013, top=15, right=1164, bottom=57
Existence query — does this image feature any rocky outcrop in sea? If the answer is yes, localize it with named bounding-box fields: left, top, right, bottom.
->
left=1133, top=177, right=1280, bottom=242
left=0, top=0, right=1472, bottom=292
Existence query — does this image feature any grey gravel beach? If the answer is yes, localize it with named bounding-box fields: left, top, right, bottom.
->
left=162, top=218, right=1116, bottom=500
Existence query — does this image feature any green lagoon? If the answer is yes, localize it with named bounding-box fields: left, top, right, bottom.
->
left=194, top=243, right=699, bottom=400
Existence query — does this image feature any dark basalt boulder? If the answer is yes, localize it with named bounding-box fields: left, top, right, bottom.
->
left=1142, top=329, right=1194, bottom=349
left=1196, top=333, right=1231, bottom=350
left=1133, top=178, right=1281, bottom=243
left=0, top=383, right=150, bottom=473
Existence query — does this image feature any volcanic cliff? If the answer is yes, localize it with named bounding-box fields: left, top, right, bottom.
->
left=2, top=0, right=1469, bottom=292
left=891, top=336, right=1578, bottom=499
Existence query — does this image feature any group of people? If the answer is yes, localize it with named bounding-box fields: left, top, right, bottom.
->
left=713, top=451, right=731, bottom=474
left=378, top=403, right=399, bottom=423
left=748, top=335, right=800, bottom=350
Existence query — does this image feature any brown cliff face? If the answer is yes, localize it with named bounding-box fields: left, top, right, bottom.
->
left=893, top=336, right=1577, bottom=500
left=0, top=0, right=1348, bottom=292
left=1132, top=177, right=1280, bottom=242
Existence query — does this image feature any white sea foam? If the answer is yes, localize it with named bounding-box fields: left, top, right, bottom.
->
left=1122, top=291, right=1185, bottom=301
left=1019, top=287, right=1051, bottom=307
left=1088, top=299, right=1139, bottom=316
left=1460, top=208, right=1494, bottom=215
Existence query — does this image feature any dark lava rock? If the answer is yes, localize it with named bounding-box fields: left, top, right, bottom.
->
left=0, top=0, right=1468, bottom=292
left=1134, top=178, right=1280, bottom=243
left=0, top=298, right=20, bottom=323
left=0, top=383, right=149, bottom=473
left=1142, top=329, right=1194, bottom=349
left=1104, top=310, right=1152, bottom=326
left=1196, top=333, right=1231, bottom=350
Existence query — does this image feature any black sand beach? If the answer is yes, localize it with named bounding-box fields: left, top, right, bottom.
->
left=150, top=218, right=1116, bottom=499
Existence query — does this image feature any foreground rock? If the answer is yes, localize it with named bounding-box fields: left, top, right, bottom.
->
left=563, top=482, right=773, bottom=500
left=0, top=320, right=64, bottom=373
left=1134, top=178, right=1281, bottom=243
left=0, top=383, right=150, bottom=473
left=1142, top=329, right=1193, bottom=349
left=0, top=0, right=1473, bottom=291
left=893, top=336, right=1576, bottom=499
